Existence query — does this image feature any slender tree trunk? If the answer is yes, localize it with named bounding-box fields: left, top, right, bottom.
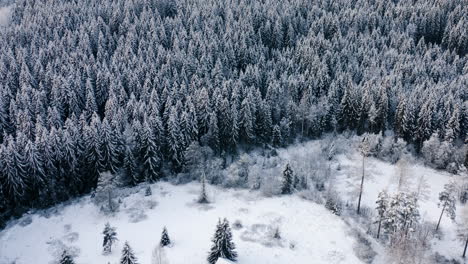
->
left=377, top=219, right=382, bottom=239
left=436, top=204, right=446, bottom=231
left=108, top=189, right=113, bottom=212
left=357, top=155, right=365, bottom=215
left=464, top=235, right=468, bottom=258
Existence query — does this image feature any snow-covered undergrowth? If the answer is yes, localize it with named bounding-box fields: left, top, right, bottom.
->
left=0, top=136, right=465, bottom=263
left=0, top=182, right=363, bottom=264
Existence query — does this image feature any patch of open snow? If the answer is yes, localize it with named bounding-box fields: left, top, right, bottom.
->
left=0, top=5, right=12, bottom=26
left=0, top=182, right=363, bottom=264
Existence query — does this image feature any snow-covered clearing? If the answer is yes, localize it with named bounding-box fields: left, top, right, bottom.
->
left=0, top=5, right=12, bottom=26
left=0, top=137, right=465, bottom=263
left=333, top=151, right=462, bottom=260
left=0, top=182, right=363, bottom=264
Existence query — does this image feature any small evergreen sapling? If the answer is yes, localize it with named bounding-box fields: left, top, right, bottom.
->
left=59, top=250, right=74, bottom=264
left=145, top=186, right=152, bottom=196
left=198, top=172, right=209, bottom=204
left=273, top=227, right=281, bottom=239
left=280, top=163, right=294, bottom=195
left=160, top=226, right=171, bottom=247
left=120, top=241, right=138, bottom=264
left=207, top=218, right=237, bottom=264
left=103, top=222, right=118, bottom=254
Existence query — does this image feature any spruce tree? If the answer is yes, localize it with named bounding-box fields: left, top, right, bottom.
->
left=120, top=241, right=138, bottom=264
left=123, top=145, right=139, bottom=186
left=280, top=163, right=294, bottom=195
left=272, top=125, right=282, bottom=147
left=59, top=250, right=74, bottom=264
left=198, top=172, right=209, bottom=204
left=160, top=226, right=171, bottom=247
left=436, top=182, right=456, bottom=231
left=141, top=121, right=161, bottom=182
left=375, top=190, right=388, bottom=239
left=102, top=222, right=118, bottom=254
left=207, top=218, right=238, bottom=264
left=145, top=186, right=152, bottom=196
left=98, top=118, right=121, bottom=174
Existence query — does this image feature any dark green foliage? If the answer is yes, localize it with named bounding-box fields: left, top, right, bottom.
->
left=280, top=164, right=295, bottom=195
left=160, top=227, right=171, bottom=247
left=120, top=241, right=138, bottom=264
left=103, top=222, right=118, bottom=254
left=207, top=218, right=237, bottom=264
left=59, top=250, right=74, bottom=264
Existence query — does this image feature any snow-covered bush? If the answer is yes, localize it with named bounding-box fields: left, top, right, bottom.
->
left=325, top=192, right=343, bottom=216
left=182, top=142, right=223, bottom=184
left=233, top=220, right=243, bottom=230
left=378, top=137, right=408, bottom=164
left=421, top=133, right=466, bottom=172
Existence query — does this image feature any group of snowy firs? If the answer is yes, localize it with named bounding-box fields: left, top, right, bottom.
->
left=57, top=219, right=236, bottom=264
left=0, top=0, right=467, bottom=227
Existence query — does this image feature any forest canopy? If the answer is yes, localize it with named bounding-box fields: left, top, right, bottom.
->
left=0, top=0, right=466, bottom=224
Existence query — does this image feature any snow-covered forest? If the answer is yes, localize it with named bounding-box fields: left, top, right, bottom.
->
left=0, top=136, right=467, bottom=264
left=0, top=0, right=467, bottom=262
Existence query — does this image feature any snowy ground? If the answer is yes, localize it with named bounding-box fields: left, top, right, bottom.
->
left=0, top=182, right=364, bottom=264
left=0, top=138, right=465, bottom=263
left=0, top=5, right=12, bottom=26
left=333, top=150, right=464, bottom=261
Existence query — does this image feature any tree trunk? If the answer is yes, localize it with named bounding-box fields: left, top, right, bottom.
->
left=377, top=219, right=382, bottom=239
left=436, top=204, right=446, bottom=231
left=463, top=235, right=468, bottom=258
left=357, top=155, right=365, bottom=215
left=108, top=190, right=113, bottom=212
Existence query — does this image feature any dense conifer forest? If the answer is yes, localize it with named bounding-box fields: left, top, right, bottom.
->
left=0, top=0, right=466, bottom=226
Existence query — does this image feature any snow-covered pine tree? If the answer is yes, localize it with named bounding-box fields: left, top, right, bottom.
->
left=140, top=120, right=161, bottom=182
left=198, top=172, right=209, bottom=204
left=383, top=192, right=420, bottom=243
left=204, top=112, right=220, bottom=154
left=167, top=105, right=184, bottom=171
left=145, top=186, right=152, bottom=196
left=375, top=190, right=389, bottom=239
left=239, top=97, right=255, bottom=144
left=123, top=145, right=139, bottom=186
left=120, top=241, right=138, bottom=264
left=160, top=226, right=171, bottom=247
left=59, top=250, right=74, bottom=264
left=272, top=124, right=282, bottom=147
left=84, top=79, right=97, bottom=121
left=2, top=138, right=26, bottom=204
left=444, top=104, right=460, bottom=143
left=436, top=182, right=456, bottom=231
left=207, top=218, right=238, bottom=264
left=98, top=118, right=121, bottom=174
left=102, top=222, right=118, bottom=254
left=24, top=139, right=45, bottom=204
left=280, top=163, right=294, bottom=195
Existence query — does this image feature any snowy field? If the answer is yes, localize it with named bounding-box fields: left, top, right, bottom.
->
left=0, top=138, right=465, bottom=263
left=0, top=182, right=363, bottom=264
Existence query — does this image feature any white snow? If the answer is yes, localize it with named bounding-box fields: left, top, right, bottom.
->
left=0, top=5, right=12, bottom=26
left=0, top=182, right=363, bottom=264
left=0, top=137, right=465, bottom=263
